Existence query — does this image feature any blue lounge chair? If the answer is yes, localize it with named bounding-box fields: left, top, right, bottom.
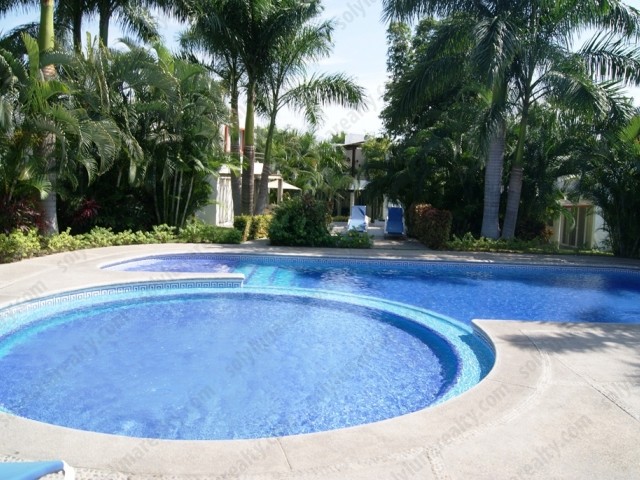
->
left=384, top=207, right=405, bottom=237
left=347, top=205, right=368, bottom=232
left=0, top=461, right=75, bottom=480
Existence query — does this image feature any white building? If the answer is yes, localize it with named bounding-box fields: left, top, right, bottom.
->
left=197, top=163, right=299, bottom=227
left=550, top=176, right=609, bottom=250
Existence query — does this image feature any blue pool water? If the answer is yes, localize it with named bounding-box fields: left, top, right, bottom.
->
left=107, top=255, right=640, bottom=324
left=0, top=285, right=492, bottom=440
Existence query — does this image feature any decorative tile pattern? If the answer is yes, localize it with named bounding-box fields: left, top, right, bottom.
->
left=0, top=279, right=242, bottom=323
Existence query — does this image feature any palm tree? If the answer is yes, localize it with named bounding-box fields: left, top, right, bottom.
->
left=1, top=0, right=185, bottom=51
left=5, top=34, right=121, bottom=233
left=54, top=0, right=90, bottom=51
left=253, top=15, right=367, bottom=214
left=0, top=46, right=50, bottom=214
left=89, top=0, right=163, bottom=46
left=0, top=0, right=80, bottom=50
left=180, top=19, right=246, bottom=216
left=383, top=0, right=640, bottom=239
left=304, top=140, right=354, bottom=209
left=38, top=0, right=58, bottom=233
left=188, top=0, right=331, bottom=215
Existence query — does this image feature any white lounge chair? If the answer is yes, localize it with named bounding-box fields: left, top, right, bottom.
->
left=0, top=461, right=75, bottom=480
left=347, top=205, right=368, bottom=232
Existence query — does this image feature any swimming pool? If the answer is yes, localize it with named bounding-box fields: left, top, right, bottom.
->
left=106, top=254, right=640, bottom=324
left=0, top=279, right=493, bottom=440
left=3, top=252, right=638, bottom=442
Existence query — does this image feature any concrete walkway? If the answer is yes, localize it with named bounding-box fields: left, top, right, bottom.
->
left=0, top=243, right=639, bottom=479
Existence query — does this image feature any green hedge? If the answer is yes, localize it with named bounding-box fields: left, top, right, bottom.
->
left=179, top=219, right=243, bottom=244
left=0, top=229, right=41, bottom=262
left=233, top=216, right=252, bottom=241
left=250, top=215, right=272, bottom=240
left=408, top=203, right=452, bottom=249
left=332, top=229, right=373, bottom=248
left=268, top=196, right=372, bottom=248
left=234, top=215, right=272, bottom=241
left=268, top=196, right=333, bottom=246
left=0, top=221, right=242, bottom=264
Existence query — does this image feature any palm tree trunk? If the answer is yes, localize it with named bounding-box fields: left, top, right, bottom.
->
left=72, top=2, right=83, bottom=52
left=153, top=162, right=161, bottom=224
left=38, top=0, right=58, bottom=235
left=501, top=165, right=524, bottom=239
left=98, top=2, right=110, bottom=46
left=480, top=123, right=506, bottom=239
left=255, top=109, right=278, bottom=214
left=39, top=0, right=55, bottom=51
left=229, top=85, right=242, bottom=216
left=40, top=172, right=58, bottom=234
left=174, top=169, right=183, bottom=227
left=241, top=81, right=256, bottom=215
left=180, top=176, right=195, bottom=228
left=501, top=104, right=531, bottom=240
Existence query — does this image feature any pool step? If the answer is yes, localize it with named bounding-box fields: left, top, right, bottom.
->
left=243, top=266, right=277, bottom=285
left=240, top=266, right=297, bottom=287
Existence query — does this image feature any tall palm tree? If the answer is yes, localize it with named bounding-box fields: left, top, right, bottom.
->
left=181, top=19, right=246, bottom=216
left=188, top=0, right=330, bottom=215
left=54, top=0, right=89, bottom=51
left=0, top=0, right=80, bottom=49
left=38, top=0, right=58, bottom=233
left=90, top=0, right=162, bottom=46
left=253, top=16, right=367, bottom=214
left=383, top=0, right=640, bottom=239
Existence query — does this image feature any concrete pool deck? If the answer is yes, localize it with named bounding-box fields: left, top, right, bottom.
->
left=0, top=242, right=639, bottom=479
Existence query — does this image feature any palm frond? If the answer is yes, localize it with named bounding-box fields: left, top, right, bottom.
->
left=580, top=31, right=640, bottom=85
left=0, top=22, right=38, bottom=55
left=21, top=33, right=40, bottom=78
left=118, top=4, right=161, bottom=44
left=284, top=73, right=367, bottom=127
left=472, top=16, right=520, bottom=86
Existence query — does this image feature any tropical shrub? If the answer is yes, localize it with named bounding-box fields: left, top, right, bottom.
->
left=579, top=119, right=640, bottom=259
left=0, top=196, right=43, bottom=234
left=179, top=219, right=242, bottom=244
left=0, top=222, right=242, bottom=263
left=408, top=204, right=452, bottom=249
left=0, top=229, right=42, bottom=263
left=249, top=215, right=272, bottom=240
left=234, top=215, right=272, bottom=241
left=268, top=195, right=333, bottom=246
left=45, top=229, right=86, bottom=252
left=515, top=218, right=554, bottom=242
left=446, top=232, right=569, bottom=254
left=233, top=215, right=253, bottom=242
left=332, top=229, right=373, bottom=248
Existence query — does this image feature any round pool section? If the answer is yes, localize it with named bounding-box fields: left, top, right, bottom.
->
left=0, top=282, right=494, bottom=440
